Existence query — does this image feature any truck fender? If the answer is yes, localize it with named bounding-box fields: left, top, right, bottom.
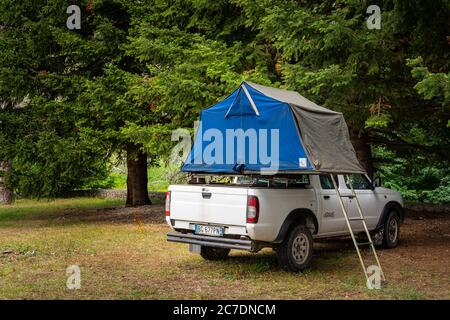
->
left=375, top=201, right=404, bottom=230
left=274, top=209, right=318, bottom=243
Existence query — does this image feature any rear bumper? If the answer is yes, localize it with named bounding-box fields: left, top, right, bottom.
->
left=167, top=232, right=253, bottom=251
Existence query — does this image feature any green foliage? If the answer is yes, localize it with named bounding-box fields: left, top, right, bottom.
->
left=233, top=0, right=449, bottom=202
left=0, top=0, right=120, bottom=197
left=90, top=162, right=188, bottom=192
left=421, top=176, right=450, bottom=204
left=79, top=172, right=118, bottom=190
left=407, top=57, right=450, bottom=106
left=364, top=114, right=391, bottom=129
left=1, top=0, right=449, bottom=202
left=373, top=146, right=450, bottom=203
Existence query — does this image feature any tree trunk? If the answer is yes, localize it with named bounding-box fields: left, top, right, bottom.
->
left=126, top=145, right=151, bottom=207
left=349, top=128, right=374, bottom=179
left=0, top=162, right=14, bottom=205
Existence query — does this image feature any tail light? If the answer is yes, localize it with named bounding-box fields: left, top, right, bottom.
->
left=246, top=195, right=259, bottom=223
left=165, top=191, right=171, bottom=216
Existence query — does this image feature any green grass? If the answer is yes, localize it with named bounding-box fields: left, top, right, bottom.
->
left=0, top=198, right=123, bottom=225
left=0, top=198, right=448, bottom=299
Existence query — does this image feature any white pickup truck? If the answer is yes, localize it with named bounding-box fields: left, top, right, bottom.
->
left=166, top=174, right=404, bottom=272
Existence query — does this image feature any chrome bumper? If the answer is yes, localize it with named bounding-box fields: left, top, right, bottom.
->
left=167, top=232, right=253, bottom=251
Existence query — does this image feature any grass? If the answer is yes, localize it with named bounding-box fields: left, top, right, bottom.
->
left=0, top=198, right=123, bottom=226
left=0, top=198, right=448, bottom=300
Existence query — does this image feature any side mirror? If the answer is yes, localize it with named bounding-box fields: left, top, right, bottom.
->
left=372, top=176, right=381, bottom=188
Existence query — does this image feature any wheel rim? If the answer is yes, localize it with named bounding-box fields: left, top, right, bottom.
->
left=292, top=233, right=309, bottom=264
left=388, top=216, right=398, bottom=243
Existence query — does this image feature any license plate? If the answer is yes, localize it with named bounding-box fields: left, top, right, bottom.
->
left=194, top=224, right=224, bottom=237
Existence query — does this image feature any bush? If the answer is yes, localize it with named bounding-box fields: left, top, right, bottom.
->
left=374, top=146, right=449, bottom=204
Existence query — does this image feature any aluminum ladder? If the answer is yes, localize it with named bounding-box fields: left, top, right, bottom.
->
left=329, top=174, right=385, bottom=284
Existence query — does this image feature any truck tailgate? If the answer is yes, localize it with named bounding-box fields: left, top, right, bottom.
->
left=169, top=185, right=248, bottom=226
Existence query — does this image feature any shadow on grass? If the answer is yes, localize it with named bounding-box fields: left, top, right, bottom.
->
left=198, top=240, right=360, bottom=277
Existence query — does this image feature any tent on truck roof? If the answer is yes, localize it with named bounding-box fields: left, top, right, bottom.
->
left=182, top=81, right=365, bottom=175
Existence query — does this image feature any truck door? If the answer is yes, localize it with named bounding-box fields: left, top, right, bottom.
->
left=343, top=174, right=381, bottom=231
left=317, top=175, right=348, bottom=234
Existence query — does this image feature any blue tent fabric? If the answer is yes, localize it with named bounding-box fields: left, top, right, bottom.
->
left=182, top=82, right=365, bottom=174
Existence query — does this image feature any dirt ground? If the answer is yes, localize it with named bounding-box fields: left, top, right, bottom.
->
left=0, top=200, right=449, bottom=299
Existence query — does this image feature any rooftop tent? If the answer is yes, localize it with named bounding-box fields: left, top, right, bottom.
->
left=182, top=81, right=365, bottom=174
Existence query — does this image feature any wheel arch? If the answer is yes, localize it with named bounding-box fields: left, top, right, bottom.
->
left=274, top=208, right=318, bottom=243
left=376, top=201, right=404, bottom=230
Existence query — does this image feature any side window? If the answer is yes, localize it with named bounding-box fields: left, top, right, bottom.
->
left=319, top=175, right=338, bottom=189
left=346, top=174, right=372, bottom=190
left=269, top=175, right=310, bottom=188
left=289, top=175, right=310, bottom=188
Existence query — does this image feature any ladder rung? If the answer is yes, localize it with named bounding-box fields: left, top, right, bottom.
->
left=357, top=241, right=373, bottom=246
left=348, top=217, right=365, bottom=221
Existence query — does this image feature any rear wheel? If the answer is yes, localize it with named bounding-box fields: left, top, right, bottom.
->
left=277, top=224, right=313, bottom=272
left=382, top=211, right=400, bottom=248
left=200, top=246, right=230, bottom=260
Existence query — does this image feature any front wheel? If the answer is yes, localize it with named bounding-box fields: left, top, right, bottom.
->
left=200, top=246, right=230, bottom=260
left=382, top=211, right=400, bottom=248
left=276, top=224, right=313, bottom=272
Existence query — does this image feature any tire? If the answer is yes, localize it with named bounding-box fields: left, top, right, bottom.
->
left=277, top=224, right=313, bottom=272
left=382, top=211, right=400, bottom=248
left=200, top=246, right=230, bottom=260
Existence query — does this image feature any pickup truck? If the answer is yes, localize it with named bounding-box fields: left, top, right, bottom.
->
left=166, top=174, right=404, bottom=272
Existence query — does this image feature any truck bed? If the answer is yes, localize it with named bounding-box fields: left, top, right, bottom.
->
left=167, top=183, right=317, bottom=242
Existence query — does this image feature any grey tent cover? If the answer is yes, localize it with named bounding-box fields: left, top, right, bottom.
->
left=246, top=82, right=365, bottom=174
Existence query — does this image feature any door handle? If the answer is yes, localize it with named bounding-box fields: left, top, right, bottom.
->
left=323, top=195, right=330, bottom=200
left=202, top=192, right=212, bottom=199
